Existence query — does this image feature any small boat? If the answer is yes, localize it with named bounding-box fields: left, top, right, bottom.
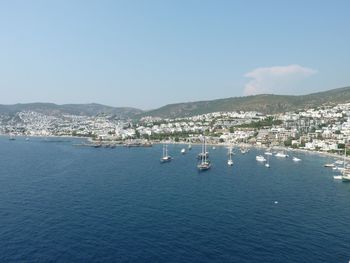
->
left=292, top=157, right=301, bottom=162
left=342, top=173, right=350, bottom=182
left=275, top=152, right=288, bottom=158
left=335, top=160, right=344, bottom=165
left=9, top=135, right=16, bottom=141
left=25, top=137, right=30, bottom=141
left=256, top=155, right=266, bottom=162
left=324, top=163, right=335, bottom=168
left=333, top=175, right=342, bottom=180
left=212, top=146, right=216, bottom=150
left=181, top=148, right=186, bottom=154
left=160, top=144, right=172, bottom=163
left=188, top=144, right=192, bottom=150
left=265, top=163, right=270, bottom=168
left=264, top=152, right=273, bottom=156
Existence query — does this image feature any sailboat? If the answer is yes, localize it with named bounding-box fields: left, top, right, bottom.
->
left=275, top=150, right=288, bottom=158
left=227, top=146, right=234, bottom=156
left=197, top=136, right=211, bottom=171
left=188, top=143, right=192, bottom=150
left=265, top=154, right=270, bottom=168
left=227, top=146, right=233, bottom=166
left=160, top=144, right=172, bottom=163
left=240, top=147, right=247, bottom=154
left=264, top=148, right=273, bottom=155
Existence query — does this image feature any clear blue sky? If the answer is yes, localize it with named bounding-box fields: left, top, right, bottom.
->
left=0, top=0, right=349, bottom=109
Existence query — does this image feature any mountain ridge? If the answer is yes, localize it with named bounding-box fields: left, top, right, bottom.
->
left=140, top=86, right=350, bottom=118
left=1, top=86, right=350, bottom=118
left=0, top=102, right=143, bottom=118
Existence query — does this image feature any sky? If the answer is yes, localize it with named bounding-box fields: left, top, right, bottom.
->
left=0, top=0, right=350, bottom=110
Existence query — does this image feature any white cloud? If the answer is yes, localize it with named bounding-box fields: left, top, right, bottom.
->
left=243, top=64, right=317, bottom=95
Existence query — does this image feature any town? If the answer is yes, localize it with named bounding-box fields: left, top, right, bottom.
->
left=1, top=102, right=350, bottom=154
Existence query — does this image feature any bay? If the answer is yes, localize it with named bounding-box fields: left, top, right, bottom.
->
left=0, top=136, right=349, bottom=262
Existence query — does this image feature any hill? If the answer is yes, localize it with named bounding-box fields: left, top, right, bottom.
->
left=0, top=103, right=143, bottom=118
left=139, top=86, right=350, bottom=118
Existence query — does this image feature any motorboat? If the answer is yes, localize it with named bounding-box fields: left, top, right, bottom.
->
left=256, top=155, right=266, bottom=162
left=275, top=152, right=288, bottom=158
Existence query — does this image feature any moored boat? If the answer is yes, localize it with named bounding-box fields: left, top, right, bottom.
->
left=197, top=136, right=211, bottom=171
left=256, top=155, right=266, bottom=162
left=160, top=144, right=172, bottom=163
left=275, top=152, right=288, bottom=158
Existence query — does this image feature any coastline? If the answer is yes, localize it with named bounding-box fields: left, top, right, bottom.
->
left=2, top=133, right=347, bottom=162
left=153, top=140, right=348, bottom=162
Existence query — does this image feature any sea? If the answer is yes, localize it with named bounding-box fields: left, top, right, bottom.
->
left=0, top=136, right=350, bottom=262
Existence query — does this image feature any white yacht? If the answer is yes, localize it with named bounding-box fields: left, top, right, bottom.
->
left=275, top=152, right=288, bottom=158
left=160, top=145, right=172, bottom=163
left=256, top=155, right=266, bottom=162
left=292, top=157, right=301, bottom=162
left=342, top=170, right=350, bottom=182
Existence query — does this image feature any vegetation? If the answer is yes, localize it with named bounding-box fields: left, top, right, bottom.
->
left=138, top=86, right=350, bottom=118
left=236, top=117, right=282, bottom=128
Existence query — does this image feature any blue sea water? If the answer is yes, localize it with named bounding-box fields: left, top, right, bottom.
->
left=0, top=136, right=350, bottom=262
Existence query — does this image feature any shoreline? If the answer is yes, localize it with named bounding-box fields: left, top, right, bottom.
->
left=2, top=133, right=347, bottom=162
left=153, top=141, right=348, bottom=161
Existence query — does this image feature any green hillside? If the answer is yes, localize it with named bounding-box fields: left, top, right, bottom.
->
left=139, top=86, right=350, bottom=118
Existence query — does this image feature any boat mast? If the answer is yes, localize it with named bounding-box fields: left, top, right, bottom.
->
left=204, top=136, right=207, bottom=163
left=344, top=144, right=346, bottom=170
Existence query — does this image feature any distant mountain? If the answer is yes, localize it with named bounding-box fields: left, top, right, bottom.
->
left=0, top=103, right=143, bottom=118
left=139, top=86, right=350, bottom=118
left=2, top=86, right=350, bottom=119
